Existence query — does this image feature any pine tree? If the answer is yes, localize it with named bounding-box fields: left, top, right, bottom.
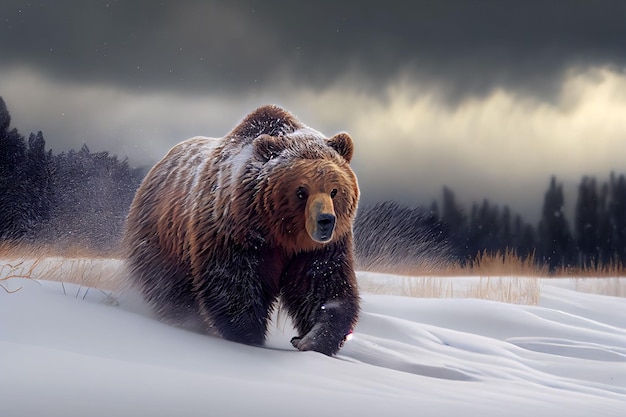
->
left=538, top=176, right=574, bottom=271
left=26, top=131, right=54, bottom=232
left=514, top=215, right=537, bottom=259
left=440, top=186, right=468, bottom=257
left=499, top=205, right=512, bottom=252
left=608, top=173, right=626, bottom=264
left=596, top=181, right=613, bottom=264
left=0, top=97, right=29, bottom=239
left=574, top=176, right=600, bottom=267
left=0, top=97, right=10, bottom=133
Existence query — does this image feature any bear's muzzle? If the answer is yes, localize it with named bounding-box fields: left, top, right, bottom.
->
left=314, top=213, right=336, bottom=242
left=306, top=193, right=337, bottom=243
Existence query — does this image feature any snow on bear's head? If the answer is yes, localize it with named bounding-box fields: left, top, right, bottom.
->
left=251, top=131, right=359, bottom=254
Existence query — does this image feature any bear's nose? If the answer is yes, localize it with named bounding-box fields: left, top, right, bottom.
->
left=317, top=213, right=336, bottom=234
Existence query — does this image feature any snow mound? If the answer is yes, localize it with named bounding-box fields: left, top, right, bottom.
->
left=1, top=269, right=625, bottom=417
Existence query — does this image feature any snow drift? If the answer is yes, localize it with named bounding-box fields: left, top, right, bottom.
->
left=1, top=262, right=625, bottom=417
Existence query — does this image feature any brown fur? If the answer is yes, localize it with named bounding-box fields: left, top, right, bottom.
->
left=124, top=105, right=360, bottom=355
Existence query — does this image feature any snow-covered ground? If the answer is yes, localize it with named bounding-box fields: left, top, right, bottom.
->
left=1, top=259, right=625, bottom=417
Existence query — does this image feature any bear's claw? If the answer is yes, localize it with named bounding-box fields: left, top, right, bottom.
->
left=290, top=336, right=301, bottom=349
left=291, top=335, right=319, bottom=352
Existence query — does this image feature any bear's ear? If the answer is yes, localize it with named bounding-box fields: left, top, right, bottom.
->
left=327, top=133, right=354, bottom=163
left=253, top=134, right=289, bottom=161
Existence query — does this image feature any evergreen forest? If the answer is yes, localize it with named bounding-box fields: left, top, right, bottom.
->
left=1, top=97, right=625, bottom=269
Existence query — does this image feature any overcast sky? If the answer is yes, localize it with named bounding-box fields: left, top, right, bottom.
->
left=2, top=0, right=626, bottom=222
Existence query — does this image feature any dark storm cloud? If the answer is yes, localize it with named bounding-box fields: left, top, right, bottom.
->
left=3, top=0, right=626, bottom=100
left=4, top=0, right=626, bottom=223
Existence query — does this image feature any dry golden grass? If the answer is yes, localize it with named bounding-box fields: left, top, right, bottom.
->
left=361, top=250, right=551, bottom=278
left=435, top=250, right=549, bottom=277
left=0, top=259, right=37, bottom=293
left=0, top=255, right=124, bottom=291
left=0, top=242, right=125, bottom=292
left=359, top=249, right=625, bottom=304
left=0, top=241, right=122, bottom=259
left=359, top=273, right=541, bottom=305
left=555, top=261, right=626, bottom=278
left=369, top=249, right=626, bottom=278
left=1, top=243, right=624, bottom=303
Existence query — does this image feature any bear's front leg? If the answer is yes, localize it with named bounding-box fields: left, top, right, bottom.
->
left=193, top=248, right=277, bottom=346
left=281, top=239, right=360, bottom=356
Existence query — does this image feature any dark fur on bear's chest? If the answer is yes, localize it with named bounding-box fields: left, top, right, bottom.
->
left=256, top=245, right=290, bottom=295
left=255, top=242, right=356, bottom=313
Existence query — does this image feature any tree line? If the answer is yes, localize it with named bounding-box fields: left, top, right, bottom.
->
left=2, top=96, right=626, bottom=269
left=435, top=175, right=626, bottom=270
left=0, top=97, right=145, bottom=253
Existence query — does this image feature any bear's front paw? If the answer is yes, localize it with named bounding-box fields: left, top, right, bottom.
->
left=290, top=332, right=342, bottom=356
left=290, top=336, right=314, bottom=351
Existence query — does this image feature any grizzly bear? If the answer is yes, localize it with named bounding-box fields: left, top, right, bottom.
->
left=124, top=105, right=360, bottom=356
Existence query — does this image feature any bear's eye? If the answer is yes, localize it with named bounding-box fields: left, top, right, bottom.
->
left=330, top=188, right=338, bottom=198
left=296, top=187, right=308, bottom=200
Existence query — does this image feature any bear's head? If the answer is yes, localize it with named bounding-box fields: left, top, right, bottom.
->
left=252, top=132, right=359, bottom=254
